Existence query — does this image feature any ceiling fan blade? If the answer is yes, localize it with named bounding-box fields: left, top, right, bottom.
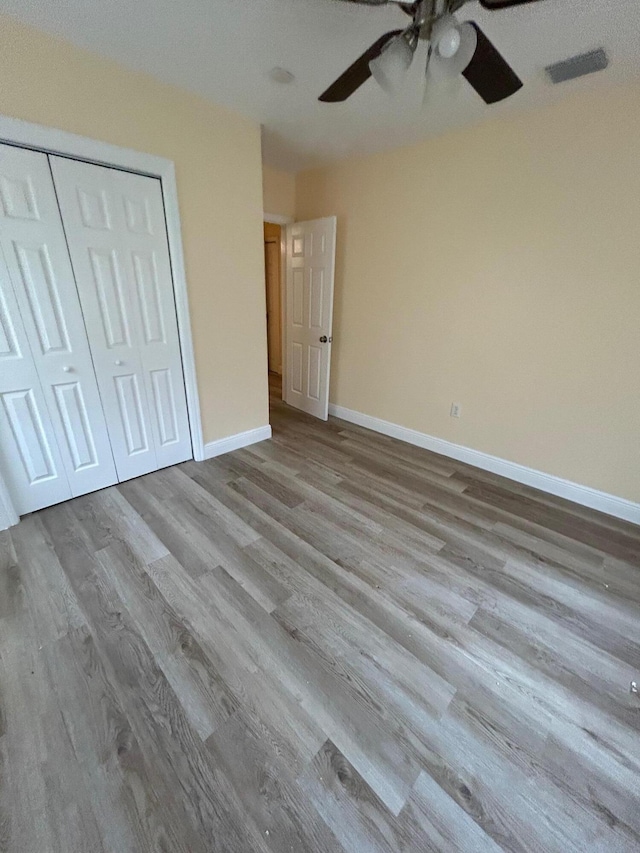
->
left=462, top=22, right=523, bottom=104
left=330, top=0, right=416, bottom=5
left=319, top=30, right=403, bottom=102
left=478, top=0, right=545, bottom=9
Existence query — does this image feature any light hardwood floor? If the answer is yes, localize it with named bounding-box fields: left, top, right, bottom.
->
left=1, top=388, right=640, bottom=852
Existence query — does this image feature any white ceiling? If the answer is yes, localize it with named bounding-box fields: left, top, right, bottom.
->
left=4, top=0, right=640, bottom=171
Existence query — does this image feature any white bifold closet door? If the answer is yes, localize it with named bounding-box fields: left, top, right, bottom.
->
left=0, top=145, right=117, bottom=514
left=50, top=157, right=191, bottom=482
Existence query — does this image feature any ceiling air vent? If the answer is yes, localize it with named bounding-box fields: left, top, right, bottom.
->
left=546, top=49, right=609, bottom=84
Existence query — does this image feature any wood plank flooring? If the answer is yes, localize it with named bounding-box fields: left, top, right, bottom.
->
left=2, top=386, right=640, bottom=852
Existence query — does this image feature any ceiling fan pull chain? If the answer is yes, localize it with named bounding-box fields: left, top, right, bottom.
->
left=422, top=42, right=434, bottom=108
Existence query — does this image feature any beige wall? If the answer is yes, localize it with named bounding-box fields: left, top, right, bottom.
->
left=0, top=16, right=268, bottom=444
left=297, top=81, right=640, bottom=503
left=263, top=165, right=296, bottom=220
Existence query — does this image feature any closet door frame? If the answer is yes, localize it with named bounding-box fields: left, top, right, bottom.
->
left=0, top=114, right=205, bottom=525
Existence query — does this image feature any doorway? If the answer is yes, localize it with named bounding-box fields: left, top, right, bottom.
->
left=262, top=214, right=337, bottom=419
left=264, top=221, right=283, bottom=401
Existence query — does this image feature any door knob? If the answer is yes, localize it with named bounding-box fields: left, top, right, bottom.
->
left=319, top=336, right=328, bottom=343
left=62, top=366, right=73, bottom=373
left=114, top=360, right=123, bottom=366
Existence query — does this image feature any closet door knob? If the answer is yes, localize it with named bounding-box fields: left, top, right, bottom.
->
left=62, top=366, right=73, bottom=373
left=114, top=360, right=123, bottom=366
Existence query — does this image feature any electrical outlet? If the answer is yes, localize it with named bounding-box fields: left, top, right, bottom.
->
left=450, top=403, right=461, bottom=419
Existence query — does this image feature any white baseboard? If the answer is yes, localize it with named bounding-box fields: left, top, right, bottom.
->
left=328, top=404, right=640, bottom=526
left=203, top=425, right=272, bottom=460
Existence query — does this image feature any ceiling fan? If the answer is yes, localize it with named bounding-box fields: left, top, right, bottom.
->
left=320, top=0, right=543, bottom=105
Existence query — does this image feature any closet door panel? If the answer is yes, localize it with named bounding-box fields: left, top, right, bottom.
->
left=50, top=158, right=192, bottom=479
left=116, top=168, right=191, bottom=467
left=0, top=145, right=117, bottom=509
left=0, top=244, right=71, bottom=512
left=49, top=159, right=157, bottom=480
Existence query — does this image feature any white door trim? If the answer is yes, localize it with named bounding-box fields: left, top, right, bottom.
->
left=0, top=115, right=205, bottom=527
left=263, top=212, right=293, bottom=226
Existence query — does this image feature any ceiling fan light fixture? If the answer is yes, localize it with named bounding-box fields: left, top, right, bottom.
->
left=437, top=26, right=461, bottom=60
left=369, top=30, right=417, bottom=94
left=432, top=18, right=478, bottom=77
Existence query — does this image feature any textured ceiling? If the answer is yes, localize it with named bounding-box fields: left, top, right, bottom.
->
left=4, top=0, right=640, bottom=171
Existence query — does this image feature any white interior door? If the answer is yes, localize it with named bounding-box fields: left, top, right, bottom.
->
left=50, top=157, right=192, bottom=482
left=0, top=145, right=117, bottom=514
left=284, top=217, right=336, bottom=419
